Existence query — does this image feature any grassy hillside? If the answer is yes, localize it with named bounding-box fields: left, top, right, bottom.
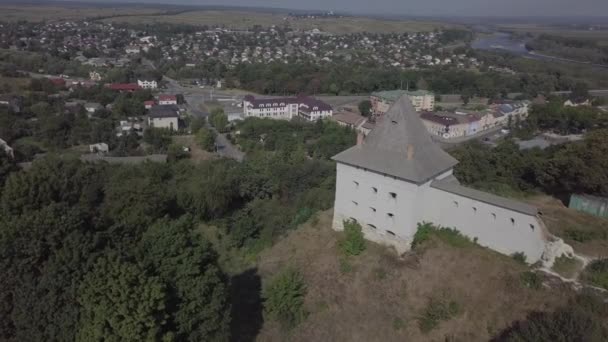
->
left=247, top=210, right=575, bottom=341
left=527, top=196, right=608, bottom=259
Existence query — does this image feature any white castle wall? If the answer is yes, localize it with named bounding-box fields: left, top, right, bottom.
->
left=332, top=163, right=423, bottom=253
left=332, top=162, right=547, bottom=262
left=422, top=187, right=546, bottom=262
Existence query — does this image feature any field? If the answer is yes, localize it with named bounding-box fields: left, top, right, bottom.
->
left=102, top=10, right=462, bottom=34
left=235, top=210, right=574, bottom=341
left=0, top=76, right=30, bottom=92
left=0, top=5, right=164, bottom=22
left=497, top=23, right=608, bottom=44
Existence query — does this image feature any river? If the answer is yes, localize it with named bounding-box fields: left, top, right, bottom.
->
left=472, top=32, right=608, bottom=69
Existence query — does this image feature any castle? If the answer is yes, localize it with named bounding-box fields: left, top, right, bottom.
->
left=332, top=95, right=548, bottom=262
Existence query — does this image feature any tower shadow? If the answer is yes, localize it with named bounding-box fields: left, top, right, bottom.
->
left=229, top=268, right=263, bottom=342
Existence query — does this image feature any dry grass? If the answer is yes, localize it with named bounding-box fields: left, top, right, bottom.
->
left=0, top=5, right=161, bottom=22
left=0, top=76, right=30, bottom=92
left=552, top=255, right=584, bottom=280
left=104, top=10, right=462, bottom=34
left=254, top=210, right=571, bottom=341
left=526, top=196, right=608, bottom=259
left=172, top=135, right=216, bottom=163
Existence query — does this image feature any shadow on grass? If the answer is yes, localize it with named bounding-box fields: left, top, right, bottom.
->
left=230, top=268, right=263, bottom=342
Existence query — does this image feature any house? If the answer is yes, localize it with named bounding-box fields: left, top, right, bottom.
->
left=297, top=96, right=333, bottom=121
left=331, top=112, right=369, bottom=134
left=107, top=83, right=141, bottom=92
left=48, top=78, right=66, bottom=88
left=85, top=102, right=103, bottom=114
left=242, top=95, right=333, bottom=121
left=148, top=105, right=179, bottom=130
left=125, top=45, right=141, bottom=54
left=158, top=94, right=177, bottom=105
left=89, top=71, right=102, bottom=81
left=331, top=95, right=551, bottom=263
left=0, top=94, right=23, bottom=113
left=144, top=100, right=156, bottom=109
left=564, top=98, right=591, bottom=107
left=138, top=79, right=158, bottom=89
left=420, top=112, right=479, bottom=139
left=371, top=89, right=435, bottom=114
left=89, top=142, right=109, bottom=153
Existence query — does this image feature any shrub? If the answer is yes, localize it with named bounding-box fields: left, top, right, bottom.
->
left=520, top=271, right=542, bottom=290
left=340, top=220, right=366, bottom=256
left=196, top=127, right=216, bottom=152
left=584, top=259, right=608, bottom=290
left=412, top=223, right=473, bottom=250
left=263, top=268, right=307, bottom=329
left=552, top=255, right=583, bottom=279
left=418, top=296, right=461, bottom=333
left=511, top=252, right=527, bottom=265
left=412, top=222, right=434, bottom=249
left=293, top=207, right=314, bottom=226
left=492, top=293, right=608, bottom=342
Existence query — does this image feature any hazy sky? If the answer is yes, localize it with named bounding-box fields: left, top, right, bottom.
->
left=86, top=0, right=608, bottom=17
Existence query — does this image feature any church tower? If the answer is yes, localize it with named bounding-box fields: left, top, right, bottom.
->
left=332, top=95, right=548, bottom=262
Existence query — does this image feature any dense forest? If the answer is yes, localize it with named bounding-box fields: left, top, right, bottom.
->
left=0, top=117, right=354, bottom=341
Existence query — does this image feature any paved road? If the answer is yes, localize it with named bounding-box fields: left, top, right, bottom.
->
left=164, top=76, right=245, bottom=161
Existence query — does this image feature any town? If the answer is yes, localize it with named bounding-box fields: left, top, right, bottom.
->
left=1, top=3, right=608, bottom=342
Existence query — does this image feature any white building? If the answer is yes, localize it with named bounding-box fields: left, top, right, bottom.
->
left=89, top=71, right=102, bottom=81
left=0, top=138, right=14, bottom=158
left=148, top=105, right=179, bottom=130
left=125, top=45, right=141, bottom=54
left=331, top=95, right=550, bottom=263
left=242, top=95, right=332, bottom=121
left=138, top=79, right=158, bottom=89
left=89, top=142, right=109, bottom=153
left=371, top=90, right=435, bottom=114
left=85, top=102, right=103, bottom=114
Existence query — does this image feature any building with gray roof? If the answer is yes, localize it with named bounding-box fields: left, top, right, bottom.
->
left=331, top=94, right=551, bottom=263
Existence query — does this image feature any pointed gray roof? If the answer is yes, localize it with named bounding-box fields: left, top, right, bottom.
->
left=332, top=95, right=458, bottom=184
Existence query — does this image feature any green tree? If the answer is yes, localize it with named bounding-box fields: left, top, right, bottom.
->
left=190, top=117, right=206, bottom=134
left=196, top=127, right=216, bottom=152
left=358, top=100, right=372, bottom=117
left=263, top=268, right=307, bottom=329
left=143, top=128, right=172, bottom=153
left=137, top=218, right=231, bottom=341
left=209, top=108, right=229, bottom=133
left=77, top=256, right=170, bottom=342
left=340, top=219, right=366, bottom=256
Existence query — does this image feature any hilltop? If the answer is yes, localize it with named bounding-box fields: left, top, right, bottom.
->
left=241, top=210, right=599, bottom=341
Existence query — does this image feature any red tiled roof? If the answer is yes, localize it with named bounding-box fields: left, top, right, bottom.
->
left=158, top=94, right=177, bottom=101
left=49, top=78, right=66, bottom=86
left=107, top=83, right=141, bottom=91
